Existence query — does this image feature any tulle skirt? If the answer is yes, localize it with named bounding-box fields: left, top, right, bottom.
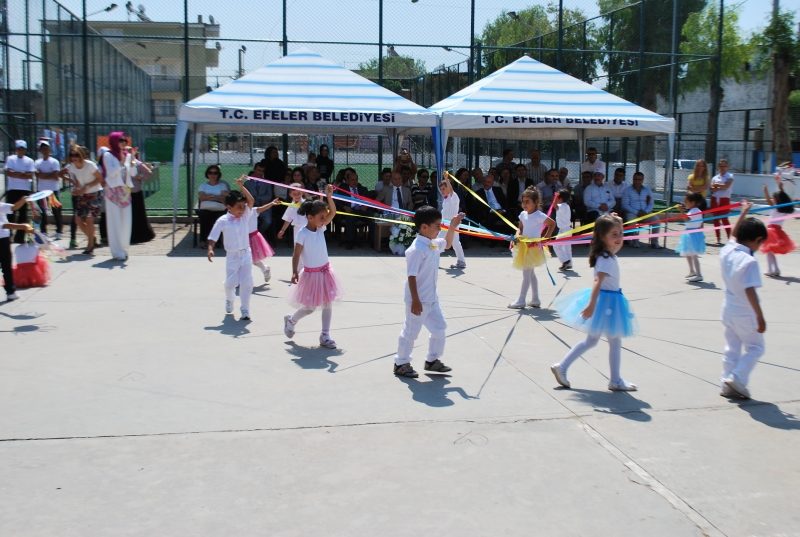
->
left=13, top=254, right=50, bottom=288
left=286, top=262, right=344, bottom=311
left=553, top=288, right=639, bottom=338
left=249, top=230, right=275, bottom=263
left=512, top=242, right=546, bottom=270
left=761, top=224, right=796, bottom=255
left=676, top=229, right=706, bottom=256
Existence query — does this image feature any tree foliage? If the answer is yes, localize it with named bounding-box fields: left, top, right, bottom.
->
left=479, top=4, right=599, bottom=80
left=358, top=55, right=427, bottom=95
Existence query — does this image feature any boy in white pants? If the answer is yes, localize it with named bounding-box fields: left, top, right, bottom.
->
left=207, top=180, right=255, bottom=321
left=553, top=189, right=573, bottom=271
left=438, top=175, right=466, bottom=269
left=394, top=205, right=464, bottom=378
left=719, top=201, right=768, bottom=399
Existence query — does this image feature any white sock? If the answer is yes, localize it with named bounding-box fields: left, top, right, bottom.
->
left=254, top=260, right=266, bottom=271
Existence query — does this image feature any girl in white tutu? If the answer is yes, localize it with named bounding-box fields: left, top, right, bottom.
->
left=508, top=187, right=555, bottom=309
left=283, top=185, right=343, bottom=349
left=676, top=192, right=706, bottom=282
left=550, top=214, right=640, bottom=391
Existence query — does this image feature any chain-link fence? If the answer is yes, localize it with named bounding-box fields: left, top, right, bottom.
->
left=1, top=0, right=775, bottom=214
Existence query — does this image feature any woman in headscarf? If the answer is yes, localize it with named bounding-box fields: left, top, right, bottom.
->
left=101, top=132, right=137, bottom=260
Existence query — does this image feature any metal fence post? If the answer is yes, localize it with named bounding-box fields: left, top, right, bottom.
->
left=184, top=0, right=192, bottom=217
left=711, top=0, right=724, bottom=175
left=282, top=0, right=289, bottom=163
left=377, top=0, right=383, bottom=175
left=557, top=0, right=563, bottom=71
left=82, top=0, right=89, bottom=146
left=743, top=109, right=750, bottom=172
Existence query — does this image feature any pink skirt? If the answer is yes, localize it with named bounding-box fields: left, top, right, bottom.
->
left=761, top=224, right=796, bottom=255
left=13, top=254, right=51, bottom=288
left=286, top=262, right=344, bottom=311
left=249, top=230, right=275, bottom=262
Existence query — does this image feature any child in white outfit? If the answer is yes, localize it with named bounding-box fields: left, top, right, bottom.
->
left=718, top=202, right=768, bottom=399
left=394, top=206, right=464, bottom=378
left=553, top=189, right=573, bottom=271
left=207, top=178, right=255, bottom=320
left=438, top=175, right=466, bottom=269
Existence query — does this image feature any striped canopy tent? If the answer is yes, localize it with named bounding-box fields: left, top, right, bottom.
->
left=427, top=55, right=676, bottom=185
left=171, top=48, right=437, bottom=240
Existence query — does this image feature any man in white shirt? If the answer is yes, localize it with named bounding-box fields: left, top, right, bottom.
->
left=581, top=147, right=606, bottom=176
left=34, top=139, right=64, bottom=238
left=525, top=149, right=549, bottom=184
left=608, top=167, right=628, bottom=213
left=558, top=167, right=572, bottom=191
left=621, top=171, right=661, bottom=249
left=376, top=172, right=413, bottom=211
left=582, top=169, right=615, bottom=223
left=4, top=140, right=35, bottom=243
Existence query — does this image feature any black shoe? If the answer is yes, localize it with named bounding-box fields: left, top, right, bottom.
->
left=394, top=363, right=419, bottom=378
left=424, top=359, right=452, bottom=373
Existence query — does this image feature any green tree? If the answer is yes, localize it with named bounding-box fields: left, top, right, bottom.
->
left=479, top=4, right=599, bottom=80
left=751, top=9, right=800, bottom=164
left=598, top=0, right=706, bottom=159
left=680, top=3, right=752, bottom=162
left=357, top=55, right=427, bottom=95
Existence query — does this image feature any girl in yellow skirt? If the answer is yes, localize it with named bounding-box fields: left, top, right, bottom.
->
left=509, top=187, right=556, bottom=309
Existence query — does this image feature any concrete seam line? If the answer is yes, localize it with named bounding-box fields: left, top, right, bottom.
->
left=577, top=421, right=727, bottom=537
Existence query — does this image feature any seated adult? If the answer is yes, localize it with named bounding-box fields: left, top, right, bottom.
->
left=197, top=165, right=230, bottom=248
left=471, top=167, right=485, bottom=192
left=507, top=163, right=534, bottom=215
left=316, top=144, right=334, bottom=182
left=339, top=171, right=374, bottom=250
left=537, top=168, right=560, bottom=214
left=259, top=146, right=285, bottom=181
left=376, top=172, right=413, bottom=211
left=525, top=149, right=548, bottom=184
left=496, top=167, right=511, bottom=196
left=375, top=167, right=392, bottom=193
left=558, top=167, right=572, bottom=191
left=608, top=167, right=628, bottom=213
left=411, top=169, right=436, bottom=209
left=292, top=166, right=317, bottom=194
left=307, top=164, right=325, bottom=193
left=244, top=161, right=274, bottom=236
left=622, top=171, right=661, bottom=249
left=451, top=168, right=472, bottom=215
left=474, top=174, right=509, bottom=246
left=393, top=150, right=418, bottom=187
left=582, top=169, right=615, bottom=223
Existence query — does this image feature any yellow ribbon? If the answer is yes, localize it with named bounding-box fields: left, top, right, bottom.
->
left=444, top=171, right=519, bottom=232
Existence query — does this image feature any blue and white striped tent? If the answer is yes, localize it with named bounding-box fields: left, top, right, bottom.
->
left=171, top=48, right=436, bottom=234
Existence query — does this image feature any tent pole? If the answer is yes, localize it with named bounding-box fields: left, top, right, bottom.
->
left=171, top=120, right=189, bottom=250
left=664, top=132, right=676, bottom=247
left=192, top=129, right=201, bottom=221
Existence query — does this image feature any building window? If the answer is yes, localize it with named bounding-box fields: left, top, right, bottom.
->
left=153, top=100, right=176, bottom=116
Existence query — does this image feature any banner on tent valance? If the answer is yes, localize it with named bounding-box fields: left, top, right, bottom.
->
left=482, top=115, right=641, bottom=126
left=219, top=109, right=397, bottom=124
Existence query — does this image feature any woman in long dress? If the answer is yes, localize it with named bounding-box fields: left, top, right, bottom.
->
left=101, top=132, right=137, bottom=260
left=126, top=145, right=155, bottom=244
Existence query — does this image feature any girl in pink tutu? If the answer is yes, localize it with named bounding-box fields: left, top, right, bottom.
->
left=283, top=184, right=343, bottom=349
left=761, top=182, right=796, bottom=277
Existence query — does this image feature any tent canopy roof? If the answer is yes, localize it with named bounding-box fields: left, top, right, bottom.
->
left=429, top=56, right=675, bottom=140
left=178, top=48, right=436, bottom=136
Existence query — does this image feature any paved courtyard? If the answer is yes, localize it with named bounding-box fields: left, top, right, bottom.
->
left=1, top=223, right=799, bottom=536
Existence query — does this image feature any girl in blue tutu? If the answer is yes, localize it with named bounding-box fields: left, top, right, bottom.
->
left=550, top=214, right=639, bottom=391
left=676, top=192, right=706, bottom=282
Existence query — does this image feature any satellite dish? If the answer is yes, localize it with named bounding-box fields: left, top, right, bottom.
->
left=209, top=15, right=215, bottom=24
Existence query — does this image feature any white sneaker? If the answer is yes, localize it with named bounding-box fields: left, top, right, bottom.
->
left=720, top=384, right=738, bottom=398
left=450, top=261, right=467, bottom=269
left=608, top=380, right=638, bottom=391
left=507, top=300, right=526, bottom=309
left=685, top=273, right=697, bottom=279
left=6, top=292, right=19, bottom=301
left=263, top=266, right=271, bottom=283
left=283, top=314, right=295, bottom=338
left=55, top=232, right=63, bottom=240
left=225, top=300, right=234, bottom=314
left=688, top=275, right=704, bottom=282
left=241, top=309, right=251, bottom=320
left=724, top=376, right=750, bottom=399
left=527, top=299, right=541, bottom=308
left=319, top=334, right=337, bottom=349
left=551, top=364, right=571, bottom=388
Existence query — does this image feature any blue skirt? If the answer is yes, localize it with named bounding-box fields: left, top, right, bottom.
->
left=676, top=230, right=706, bottom=257
left=553, top=288, right=639, bottom=338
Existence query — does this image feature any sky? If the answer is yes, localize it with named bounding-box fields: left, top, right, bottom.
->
left=11, top=0, right=800, bottom=89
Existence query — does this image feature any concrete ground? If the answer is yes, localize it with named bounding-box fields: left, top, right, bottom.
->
left=1, top=224, right=799, bottom=536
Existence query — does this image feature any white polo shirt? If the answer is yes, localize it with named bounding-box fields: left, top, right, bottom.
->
left=583, top=183, right=615, bottom=214
left=208, top=207, right=253, bottom=252
left=719, top=240, right=762, bottom=318
left=711, top=172, right=734, bottom=199
left=404, top=234, right=447, bottom=304
left=4, top=155, right=35, bottom=191
left=35, top=157, right=62, bottom=192
left=581, top=159, right=606, bottom=175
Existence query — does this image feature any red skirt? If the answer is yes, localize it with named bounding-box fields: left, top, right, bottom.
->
left=761, top=224, right=797, bottom=255
left=13, top=255, right=51, bottom=288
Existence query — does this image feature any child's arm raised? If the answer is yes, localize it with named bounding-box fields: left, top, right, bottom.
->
left=236, top=176, right=254, bottom=209
left=581, top=272, right=607, bottom=320
left=443, top=213, right=463, bottom=250
left=731, top=201, right=752, bottom=240
left=763, top=184, right=775, bottom=206
left=291, top=242, right=304, bottom=284
left=321, top=184, right=337, bottom=226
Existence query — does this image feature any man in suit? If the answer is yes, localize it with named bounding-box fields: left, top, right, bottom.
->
left=474, top=174, right=510, bottom=247
left=506, top=163, right=534, bottom=217
left=339, top=171, right=374, bottom=250
left=376, top=172, right=413, bottom=212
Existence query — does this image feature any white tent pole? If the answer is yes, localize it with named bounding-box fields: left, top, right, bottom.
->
left=577, top=129, right=587, bottom=177
left=171, top=120, right=189, bottom=249
left=191, top=129, right=201, bottom=218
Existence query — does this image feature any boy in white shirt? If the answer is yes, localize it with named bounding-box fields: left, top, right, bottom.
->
left=553, top=189, right=573, bottom=271
left=394, top=206, right=463, bottom=378
left=718, top=202, right=768, bottom=399
left=207, top=178, right=255, bottom=321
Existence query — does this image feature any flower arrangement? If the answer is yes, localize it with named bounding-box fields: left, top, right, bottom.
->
left=388, top=215, right=417, bottom=255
